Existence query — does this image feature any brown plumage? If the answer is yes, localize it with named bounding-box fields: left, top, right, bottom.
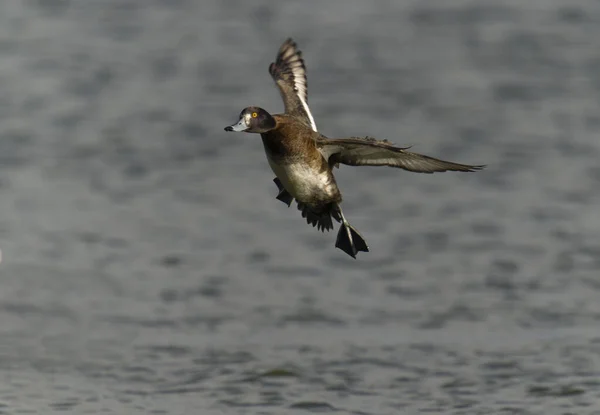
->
left=224, top=38, right=485, bottom=258
left=260, top=115, right=321, bottom=164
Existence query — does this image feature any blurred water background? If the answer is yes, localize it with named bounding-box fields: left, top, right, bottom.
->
left=1, top=0, right=600, bottom=414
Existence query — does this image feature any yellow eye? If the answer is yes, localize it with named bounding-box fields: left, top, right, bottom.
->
left=252, top=112, right=258, bottom=118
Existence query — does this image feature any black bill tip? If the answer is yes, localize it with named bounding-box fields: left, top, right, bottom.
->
left=224, top=126, right=233, bottom=132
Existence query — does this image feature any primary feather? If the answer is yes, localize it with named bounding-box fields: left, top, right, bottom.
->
left=268, top=38, right=317, bottom=132
left=316, top=136, right=485, bottom=173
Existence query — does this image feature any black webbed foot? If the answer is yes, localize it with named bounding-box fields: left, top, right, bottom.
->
left=273, top=177, right=293, bottom=207
left=335, top=222, right=369, bottom=259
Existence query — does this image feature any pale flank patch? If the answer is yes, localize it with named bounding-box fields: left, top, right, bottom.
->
left=267, top=156, right=334, bottom=202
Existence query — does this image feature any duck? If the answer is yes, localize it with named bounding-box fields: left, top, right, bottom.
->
left=224, top=38, right=484, bottom=259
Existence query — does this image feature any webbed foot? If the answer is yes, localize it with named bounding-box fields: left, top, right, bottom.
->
left=273, top=178, right=293, bottom=207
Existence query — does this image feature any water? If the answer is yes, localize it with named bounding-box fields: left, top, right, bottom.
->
left=1, top=1, right=600, bottom=414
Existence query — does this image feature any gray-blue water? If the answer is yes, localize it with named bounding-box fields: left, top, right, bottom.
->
left=1, top=1, right=600, bottom=414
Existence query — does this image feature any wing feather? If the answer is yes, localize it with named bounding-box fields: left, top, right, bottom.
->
left=316, top=136, right=485, bottom=173
left=268, top=38, right=317, bottom=131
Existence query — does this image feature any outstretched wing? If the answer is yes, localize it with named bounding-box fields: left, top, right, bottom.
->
left=316, top=136, right=485, bottom=173
left=268, top=38, right=317, bottom=131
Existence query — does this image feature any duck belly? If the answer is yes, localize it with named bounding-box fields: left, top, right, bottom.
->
left=266, top=157, right=339, bottom=203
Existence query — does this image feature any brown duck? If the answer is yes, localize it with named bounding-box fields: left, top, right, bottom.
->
left=225, top=38, right=484, bottom=258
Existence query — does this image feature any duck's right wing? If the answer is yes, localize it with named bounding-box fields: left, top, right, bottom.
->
left=316, top=136, right=485, bottom=173
left=268, top=38, right=317, bottom=132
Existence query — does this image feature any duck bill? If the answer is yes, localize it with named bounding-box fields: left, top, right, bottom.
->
left=224, top=118, right=248, bottom=132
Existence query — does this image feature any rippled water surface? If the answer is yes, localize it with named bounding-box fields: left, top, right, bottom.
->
left=1, top=1, right=600, bottom=414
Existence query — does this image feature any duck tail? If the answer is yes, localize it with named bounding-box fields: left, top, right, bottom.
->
left=297, top=201, right=334, bottom=232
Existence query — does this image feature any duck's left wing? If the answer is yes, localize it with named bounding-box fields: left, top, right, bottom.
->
left=268, top=38, right=317, bottom=132
left=316, top=136, right=485, bottom=173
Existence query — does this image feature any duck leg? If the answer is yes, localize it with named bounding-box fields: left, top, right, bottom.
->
left=333, top=204, right=369, bottom=259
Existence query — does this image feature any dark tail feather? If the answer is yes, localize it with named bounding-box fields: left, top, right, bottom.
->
left=335, top=222, right=369, bottom=259
left=297, top=202, right=334, bottom=232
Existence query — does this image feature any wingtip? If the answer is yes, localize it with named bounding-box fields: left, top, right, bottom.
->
left=277, top=38, right=297, bottom=55
left=283, top=37, right=296, bottom=48
left=457, top=164, right=486, bottom=172
left=470, top=164, right=487, bottom=172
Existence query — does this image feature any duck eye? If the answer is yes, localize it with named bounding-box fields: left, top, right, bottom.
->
left=252, top=112, right=258, bottom=118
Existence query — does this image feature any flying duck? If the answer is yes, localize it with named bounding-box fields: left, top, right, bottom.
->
left=225, top=38, right=484, bottom=258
